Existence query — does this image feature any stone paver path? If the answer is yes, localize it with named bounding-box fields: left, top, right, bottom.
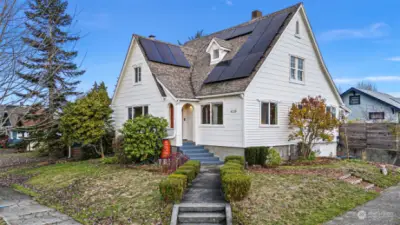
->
left=182, top=165, right=225, bottom=203
left=0, top=187, right=80, bottom=225
left=325, top=184, right=400, bottom=225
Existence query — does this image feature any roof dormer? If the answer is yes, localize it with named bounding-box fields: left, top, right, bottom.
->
left=206, top=38, right=231, bottom=65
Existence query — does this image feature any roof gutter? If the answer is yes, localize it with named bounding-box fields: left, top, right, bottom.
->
left=196, top=92, right=244, bottom=99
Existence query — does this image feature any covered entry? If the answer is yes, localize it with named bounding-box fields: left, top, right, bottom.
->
left=182, top=103, right=194, bottom=141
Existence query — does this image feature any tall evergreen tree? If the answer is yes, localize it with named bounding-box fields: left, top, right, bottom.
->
left=17, top=0, right=85, bottom=155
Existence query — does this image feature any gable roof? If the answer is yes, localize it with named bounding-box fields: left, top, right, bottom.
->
left=114, top=2, right=343, bottom=105
left=341, top=87, right=400, bottom=110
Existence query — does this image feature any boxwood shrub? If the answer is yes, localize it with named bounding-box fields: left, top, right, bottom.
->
left=224, top=155, right=245, bottom=166
left=264, top=148, right=281, bottom=168
left=159, top=178, right=185, bottom=202
left=245, top=146, right=269, bottom=166
left=159, top=160, right=201, bottom=202
left=221, top=173, right=251, bottom=201
left=220, top=158, right=251, bottom=202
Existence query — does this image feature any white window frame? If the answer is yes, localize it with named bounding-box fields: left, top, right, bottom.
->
left=260, top=101, right=279, bottom=127
left=127, top=105, right=149, bottom=120
left=201, top=102, right=224, bottom=126
left=326, top=105, right=337, bottom=118
left=133, top=64, right=142, bottom=85
left=289, top=55, right=305, bottom=84
left=295, top=20, right=301, bottom=38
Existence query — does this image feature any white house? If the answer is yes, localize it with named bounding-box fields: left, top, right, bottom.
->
left=111, top=3, right=345, bottom=163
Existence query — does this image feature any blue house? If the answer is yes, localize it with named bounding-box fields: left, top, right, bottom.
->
left=341, top=87, right=400, bottom=123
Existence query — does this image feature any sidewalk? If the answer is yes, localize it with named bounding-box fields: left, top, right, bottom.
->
left=0, top=187, right=80, bottom=225
left=325, top=184, right=400, bottom=225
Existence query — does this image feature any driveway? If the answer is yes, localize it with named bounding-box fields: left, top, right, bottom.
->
left=0, top=187, right=80, bottom=225
left=325, top=184, right=400, bottom=225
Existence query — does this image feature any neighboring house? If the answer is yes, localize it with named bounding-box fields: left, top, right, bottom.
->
left=341, top=87, right=400, bottom=123
left=0, top=105, right=30, bottom=143
left=111, top=3, right=345, bottom=160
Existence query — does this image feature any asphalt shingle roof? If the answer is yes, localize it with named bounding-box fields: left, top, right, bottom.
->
left=135, top=3, right=301, bottom=98
left=345, top=87, right=400, bottom=110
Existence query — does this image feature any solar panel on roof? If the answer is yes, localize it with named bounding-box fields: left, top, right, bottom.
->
left=154, top=41, right=177, bottom=65
left=139, top=38, right=190, bottom=68
left=227, top=22, right=258, bottom=40
left=204, top=11, right=290, bottom=84
left=251, top=12, right=289, bottom=54
left=139, top=38, right=163, bottom=63
left=204, top=65, right=226, bottom=83
left=233, top=52, right=263, bottom=79
left=216, top=30, right=235, bottom=40
left=169, top=45, right=191, bottom=68
left=217, top=56, right=246, bottom=81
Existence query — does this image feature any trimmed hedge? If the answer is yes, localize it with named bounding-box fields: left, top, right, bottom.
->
left=159, top=178, right=185, bottom=202
left=220, top=157, right=251, bottom=202
left=245, top=146, right=269, bottom=166
left=224, top=155, right=245, bottom=166
left=221, top=173, right=251, bottom=201
left=159, top=160, right=200, bottom=202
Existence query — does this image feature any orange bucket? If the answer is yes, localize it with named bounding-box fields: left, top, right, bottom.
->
left=161, top=139, right=171, bottom=159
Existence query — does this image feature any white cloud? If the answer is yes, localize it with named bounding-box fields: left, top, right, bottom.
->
left=386, top=57, right=400, bottom=62
left=319, top=23, right=389, bottom=41
left=225, top=0, right=233, bottom=6
left=334, top=76, right=400, bottom=84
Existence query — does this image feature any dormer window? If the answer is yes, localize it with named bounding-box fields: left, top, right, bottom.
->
left=206, top=38, right=231, bottom=65
left=213, top=49, right=220, bottom=60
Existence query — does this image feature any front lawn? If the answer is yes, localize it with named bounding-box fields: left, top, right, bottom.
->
left=232, top=160, right=400, bottom=225
left=1, top=160, right=171, bottom=225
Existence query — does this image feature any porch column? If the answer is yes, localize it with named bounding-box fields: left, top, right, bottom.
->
left=175, top=102, right=183, bottom=147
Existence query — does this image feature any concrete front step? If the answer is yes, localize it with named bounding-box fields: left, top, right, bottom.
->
left=201, top=161, right=224, bottom=165
left=178, top=212, right=225, bottom=223
left=189, top=157, right=220, bottom=161
left=185, top=152, right=214, bottom=157
left=181, top=149, right=208, bottom=154
left=181, top=146, right=206, bottom=150
left=179, top=203, right=226, bottom=212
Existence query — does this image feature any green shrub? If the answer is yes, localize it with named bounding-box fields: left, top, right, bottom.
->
left=308, top=151, right=316, bottom=161
left=168, top=174, right=188, bottom=188
left=183, top=160, right=201, bottom=174
left=221, top=169, right=243, bottom=178
left=220, top=163, right=244, bottom=178
left=222, top=173, right=251, bottom=201
left=120, top=115, right=168, bottom=162
left=264, top=148, right=281, bottom=168
left=174, top=169, right=196, bottom=183
left=159, top=178, right=185, bottom=202
left=245, top=147, right=259, bottom=165
left=258, top=147, right=269, bottom=165
left=226, top=159, right=242, bottom=166
left=179, top=165, right=198, bottom=176
left=101, top=156, right=119, bottom=164
left=224, top=155, right=245, bottom=165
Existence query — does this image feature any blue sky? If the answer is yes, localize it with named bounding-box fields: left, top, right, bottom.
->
left=67, top=0, right=400, bottom=97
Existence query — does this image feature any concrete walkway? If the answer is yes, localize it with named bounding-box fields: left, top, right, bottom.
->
left=325, top=184, right=400, bottom=225
left=0, top=187, right=80, bottom=225
left=182, top=165, right=225, bottom=203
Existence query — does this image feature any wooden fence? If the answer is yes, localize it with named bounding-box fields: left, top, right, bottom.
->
left=338, top=123, right=400, bottom=165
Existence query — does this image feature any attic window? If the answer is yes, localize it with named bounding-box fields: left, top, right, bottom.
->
left=295, top=21, right=300, bottom=35
left=213, top=49, right=220, bottom=59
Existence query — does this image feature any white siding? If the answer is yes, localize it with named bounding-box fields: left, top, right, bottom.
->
left=112, top=41, right=174, bottom=131
left=197, top=96, right=244, bottom=147
left=244, top=9, right=341, bottom=149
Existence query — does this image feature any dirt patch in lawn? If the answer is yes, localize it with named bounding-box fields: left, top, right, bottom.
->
left=283, top=157, right=340, bottom=166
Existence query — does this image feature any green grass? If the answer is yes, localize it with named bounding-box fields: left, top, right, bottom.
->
left=232, top=173, right=379, bottom=225
left=280, top=160, right=400, bottom=188
left=4, top=160, right=171, bottom=225
left=0, top=151, right=38, bottom=159
left=11, top=184, right=39, bottom=197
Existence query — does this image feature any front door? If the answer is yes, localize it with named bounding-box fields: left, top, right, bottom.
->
left=182, top=104, right=193, bottom=141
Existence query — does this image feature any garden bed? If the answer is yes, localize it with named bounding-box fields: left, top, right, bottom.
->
left=0, top=160, right=171, bottom=225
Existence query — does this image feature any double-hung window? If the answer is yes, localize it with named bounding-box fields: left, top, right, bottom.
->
left=290, top=56, right=304, bottom=82
left=134, top=66, right=141, bottom=84
left=261, top=102, right=278, bottom=125
left=201, top=103, right=223, bottom=125
left=128, top=105, right=148, bottom=119
left=349, top=96, right=360, bottom=105
left=326, top=106, right=337, bottom=118
left=369, top=112, right=384, bottom=120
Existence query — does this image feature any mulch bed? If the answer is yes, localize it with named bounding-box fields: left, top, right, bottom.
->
left=282, top=157, right=340, bottom=166
left=250, top=167, right=346, bottom=179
